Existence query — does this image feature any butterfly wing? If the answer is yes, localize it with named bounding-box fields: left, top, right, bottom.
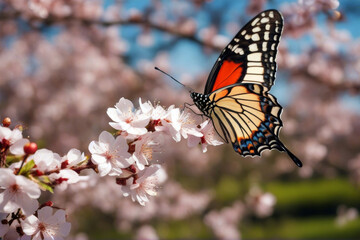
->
left=208, top=84, right=302, bottom=167
left=204, top=9, right=283, bottom=95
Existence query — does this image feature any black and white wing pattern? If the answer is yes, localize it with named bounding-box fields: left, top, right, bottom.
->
left=204, top=9, right=283, bottom=94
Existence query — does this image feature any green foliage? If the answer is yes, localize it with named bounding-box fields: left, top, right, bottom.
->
left=5, top=155, right=22, bottom=166
left=156, top=218, right=211, bottom=239
left=266, top=178, right=360, bottom=216
left=29, top=174, right=54, bottom=193
left=74, top=177, right=360, bottom=239
left=214, top=176, right=242, bottom=204
left=18, top=160, right=35, bottom=176
left=75, top=208, right=132, bottom=240
left=241, top=178, right=360, bottom=238
left=242, top=217, right=360, bottom=239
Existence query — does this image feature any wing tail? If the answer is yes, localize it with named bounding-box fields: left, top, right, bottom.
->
left=277, top=140, right=302, bottom=167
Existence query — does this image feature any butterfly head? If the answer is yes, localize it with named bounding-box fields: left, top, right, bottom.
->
left=190, top=92, right=211, bottom=116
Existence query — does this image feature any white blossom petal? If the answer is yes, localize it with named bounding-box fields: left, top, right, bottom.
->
left=22, top=215, right=39, bottom=235
left=9, top=138, right=29, bottom=155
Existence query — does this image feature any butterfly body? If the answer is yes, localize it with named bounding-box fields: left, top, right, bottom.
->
left=190, top=92, right=212, bottom=116
left=190, top=9, right=303, bottom=167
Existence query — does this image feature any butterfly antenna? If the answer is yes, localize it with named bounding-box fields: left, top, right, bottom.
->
left=154, top=67, right=193, bottom=93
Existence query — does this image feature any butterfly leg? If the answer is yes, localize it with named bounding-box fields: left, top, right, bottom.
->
left=184, top=102, right=204, bottom=118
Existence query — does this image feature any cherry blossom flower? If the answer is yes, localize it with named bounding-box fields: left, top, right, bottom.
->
left=120, top=165, right=167, bottom=206
left=61, top=148, right=87, bottom=168
left=246, top=188, right=277, bottom=218
left=27, top=149, right=61, bottom=173
left=156, top=108, right=183, bottom=142
left=89, top=131, right=133, bottom=176
left=336, top=205, right=358, bottom=226
left=177, top=112, right=203, bottom=140
left=0, top=126, right=22, bottom=146
left=107, top=98, right=150, bottom=136
left=0, top=126, right=29, bottom=155
left=139, top=98, right=168, bottom=120
left=49, top=169, right=80, bottom=192
left=0, top=168, right=40, bottom=216
left=136, top=225, right=159, bottom=240
left=204, top=201, right=245, bottom=240
left=132, top=133, right=162, bottom=170
left=22, top=206, right=71, bottom=240
left=187, top=120, right=223, bottom=152
left=48, top=148, right=86, bottom=190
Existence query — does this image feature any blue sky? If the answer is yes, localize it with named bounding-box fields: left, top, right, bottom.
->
left=106, top=0, right=360, bottom=111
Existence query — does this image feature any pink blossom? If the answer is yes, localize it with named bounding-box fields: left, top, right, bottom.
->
left=139, top=98, right=168, bottom=120
left=0, top=126, right=29, bottom=155
left=62, top=148, right=87, bottom=167
left=48, top=148, right=87, bottom=190
left=89, top=131, right=133, bottom=176
left=177, top=112, right=203, bottom=140
left=246, top=188, right=276, bottom=218
left=204, top=201, right=244, bottom=240
left=121, top=165, right=167, bottom=206
left=0, top=168, right=40, bottom=216
left=22, top=206, right=71, bottom=240
left=132, top=133, right=162, bottom=170
left=336, top=205, right=358, bottom=226
left=187, top=120, right=223, bottom=152
left=107, top=98, right=150, bottom=136
left=157, top=108, right=183, bottom=142
left=49, top=169, right=80, bottom=191
left=136, top=225, right=159, bottom=240
left=28, top=149, right=61, bottom=172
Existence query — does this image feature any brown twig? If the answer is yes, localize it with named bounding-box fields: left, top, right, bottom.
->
left=0, top=10, right=222, bottom=51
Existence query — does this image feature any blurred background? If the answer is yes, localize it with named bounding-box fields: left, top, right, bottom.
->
left=1, top=0, right=360, bottom=239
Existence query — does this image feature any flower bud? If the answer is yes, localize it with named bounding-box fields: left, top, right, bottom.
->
left=2, top=117, right=11, bottom=127
left=24, top=142, right=38, bottom=154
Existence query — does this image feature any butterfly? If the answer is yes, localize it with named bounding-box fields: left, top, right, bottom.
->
left=190, top=9, right=303, bottom=167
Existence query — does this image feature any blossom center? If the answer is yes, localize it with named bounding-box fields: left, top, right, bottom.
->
left=141, top=144, right=153, bottom=160
left=125, top=117, right=132, bottom=123
left=140, top=177, right=157, bottom=195
left=104, top=151, right=113, bottom=161
left=9, top=183, right=20, bottom=193
left=38, top=222, right=46, bottom=232
left=38, top=221, right=58, bottom=236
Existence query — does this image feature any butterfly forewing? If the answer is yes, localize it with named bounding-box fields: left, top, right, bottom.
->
left=204, top=9, right=283, bottom=94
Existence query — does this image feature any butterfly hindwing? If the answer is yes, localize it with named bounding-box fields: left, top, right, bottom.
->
left=204, top=9, right=283, bottom=94
left=208, top=84, right=283, bottom=156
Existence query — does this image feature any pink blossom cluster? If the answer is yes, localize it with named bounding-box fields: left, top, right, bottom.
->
left=0, top=96, right=223, bottom=238
left=204, top=201, right=245, bottom=239
left=88, top=97, right=222, bottom=206
left=7, top=0, right=103, bottom=19
left=0, top=121, right=75, bottom=239
left=281, top=0, right=340, bottom=37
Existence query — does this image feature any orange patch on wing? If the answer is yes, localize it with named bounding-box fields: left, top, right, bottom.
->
left=213, top=89, right=229, bottom=101
left=237, top=130, right=258, bottom=143
left=212, top=60, right=243, bottom=92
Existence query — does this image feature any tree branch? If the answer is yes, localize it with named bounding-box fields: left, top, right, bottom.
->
left=0, top=10, right=222, bottom=51
left=1, top=9, right=359, bottom=94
